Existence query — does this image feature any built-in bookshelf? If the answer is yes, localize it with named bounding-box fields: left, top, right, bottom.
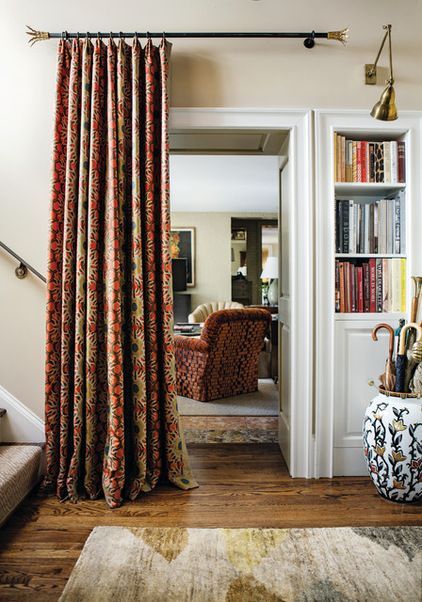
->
left=315, top=111, right=421, bottom=478
left=334, top=132, right=407, bottom=315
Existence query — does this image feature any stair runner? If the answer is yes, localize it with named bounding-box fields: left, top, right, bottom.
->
left=0, top=410, right=42, bottom=526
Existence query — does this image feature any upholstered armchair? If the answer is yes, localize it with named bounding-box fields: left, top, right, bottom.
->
left=175, top=308, right=271, bottom=402
left=188, top=301, right=243, bottom=324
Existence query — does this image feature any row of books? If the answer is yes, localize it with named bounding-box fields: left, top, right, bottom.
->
left=335, top=258, right=406, bottom=313
left=334, top=135, right=405, bottom=183
left=335, top=194, right=405, bottom=254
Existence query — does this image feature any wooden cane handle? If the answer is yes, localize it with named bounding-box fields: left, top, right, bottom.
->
left=410, top=297, right=419, bottom=323
left=372, top=323, right=395, bottom=360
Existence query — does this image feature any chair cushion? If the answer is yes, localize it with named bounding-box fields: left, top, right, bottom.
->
left=188, top=301, right=244, bottom=323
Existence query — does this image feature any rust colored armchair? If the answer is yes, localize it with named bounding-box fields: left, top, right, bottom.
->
left=174, top=308, right=271, bottom=402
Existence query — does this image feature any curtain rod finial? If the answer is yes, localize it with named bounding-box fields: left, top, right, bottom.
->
left=25, top=25, right=50, bottom=46
left=327, top=27, right=349, bottom=45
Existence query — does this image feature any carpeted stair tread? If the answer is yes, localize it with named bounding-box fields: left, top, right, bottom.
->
left=0, top=445, right=42, bottom=526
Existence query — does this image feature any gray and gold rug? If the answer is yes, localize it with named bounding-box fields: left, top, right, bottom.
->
left=60, top=526, right=421, bottom=602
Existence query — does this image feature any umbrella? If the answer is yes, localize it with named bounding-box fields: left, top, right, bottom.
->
left=394, top=319, right=405, bottom=356
left=396, top=322, right=422, bottom=393
left=406, top=277, right=422, bottom=350
left=372, top=323, right=396, bottom=391
left=409, top=362, right=422, bottom=394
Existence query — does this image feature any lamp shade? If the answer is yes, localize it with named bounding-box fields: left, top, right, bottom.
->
left=261, top=256, right=278, bottom=279
left=370, top=82, right=398, bottom=121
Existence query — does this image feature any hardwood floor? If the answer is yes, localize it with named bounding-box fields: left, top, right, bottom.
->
left=0, top=443, right=421, bottom=600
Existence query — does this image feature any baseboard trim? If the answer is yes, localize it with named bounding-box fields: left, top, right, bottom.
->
left=0, top=386, right=45, bottom=443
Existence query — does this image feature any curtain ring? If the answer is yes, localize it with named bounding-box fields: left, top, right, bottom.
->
left=119, top=31, right=123, bottom=40
left=76, top=32, right=80, bottom=40
left=162, top=31, right=166, bottom=42
left=147, top=31, right=151, bottom=40
left=64, top=30, right=69, bottom=40
left=97, top=31, right=101, bottom=42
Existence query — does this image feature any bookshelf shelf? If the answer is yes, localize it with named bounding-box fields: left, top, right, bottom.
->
left=334, top=312, right=405, bottom=321
left=335, top=253, right=406, bottom=259
left=334, top=182, right=406, bottom=196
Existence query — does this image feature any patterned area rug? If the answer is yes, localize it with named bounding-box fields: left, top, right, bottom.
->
left=60, top=526, right=421, bottom=601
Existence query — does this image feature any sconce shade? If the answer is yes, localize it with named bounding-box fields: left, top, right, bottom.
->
left=370, top=82, right=398, bottom=121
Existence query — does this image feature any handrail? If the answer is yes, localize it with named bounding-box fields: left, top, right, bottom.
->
left=0, top=240, right=46, bottom=283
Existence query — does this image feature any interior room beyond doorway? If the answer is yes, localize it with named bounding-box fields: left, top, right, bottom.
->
left=168, top=128, right=288, bottom=445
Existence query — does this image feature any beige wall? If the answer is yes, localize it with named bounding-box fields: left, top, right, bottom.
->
left=171, top=212, right=232, bottom=309
left=1, top=0, right=421, bottom=418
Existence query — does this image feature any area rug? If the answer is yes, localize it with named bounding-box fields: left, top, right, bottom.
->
left=60, top=526, right=421, bottom=601
left=177, top=379, right=278, bottom=416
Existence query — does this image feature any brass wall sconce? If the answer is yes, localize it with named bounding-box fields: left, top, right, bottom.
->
left=365, top=24, right=398, bottom=121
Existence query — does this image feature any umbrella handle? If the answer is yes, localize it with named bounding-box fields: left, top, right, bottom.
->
left=399, top=322, right=422, bottom=355
left=372, top=323, right=395, bottom=361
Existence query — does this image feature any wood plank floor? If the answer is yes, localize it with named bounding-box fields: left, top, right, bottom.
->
left=0, top=444, right=421, bottom=600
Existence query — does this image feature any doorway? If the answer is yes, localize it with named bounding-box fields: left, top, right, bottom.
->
left=168, top=109, right=314, bottom=478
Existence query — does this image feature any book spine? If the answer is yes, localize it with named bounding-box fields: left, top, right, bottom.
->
left=345, top=262, right=350, bottom=312
left=361, top=141, right=368, bottom=182
left=376, top=259, right=383, bottom=312
left=348, top=261, right=356, bottom=313
left=356, top=142, right=362, bottom=182
left=364, top=204, right=370, bottom=254
left=334, top=132, right=338, bottom=182
left=363, top=262, right=370, bottom=312
left=349, top=200, right=355, bottom=254
left=337, top=134, right=342, bottom=182
left=356, top=204, right=361, bottom=253
left=341, top=135, right=346, bottom=182
left=369, top=258, right=376, bottom=312
left=339, top=262, right=345, bottom=313
left=386, top=200, right=393, bottom=254
left=375, top=142, right=384, bottom=183
left=349, top=263, right=355, bottom=312
left=369, top=203, right=375, bottom=254
left=335, top=200, right=341, bottom=253
left=399, top=191, right=406, bottom=254
left=394, top=196, right=401, bottom=254
left=357, top=266, right=364, bottom=312
left=369, top=142, right=375, bottom=183
left=342, top=200, right=349, bottom=253
left=382, top=258, right=390, bottom=312
left=346, top=140, right=353, bottom=182
left=384, top=141, right=391, bottom=183
left=378, top=200, right=386, bottom=254
left=391, top=259, right=401, bottom=313
left=335, top=260, right=340, bottom=312
left=391, top=141, right=398, bottom=184
left=373, top=202, right=378, bottom=254
left=352, top=141, right=358, bottom=182
left=397, top=141, right=406, bottom=183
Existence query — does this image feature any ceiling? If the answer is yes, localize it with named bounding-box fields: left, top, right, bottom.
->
left=169, top=129, right=288, bottom=155
left=169, top=154, right=280, bottom=212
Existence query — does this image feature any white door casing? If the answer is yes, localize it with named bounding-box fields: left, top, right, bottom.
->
left=169, top=109, right=314, bottom=477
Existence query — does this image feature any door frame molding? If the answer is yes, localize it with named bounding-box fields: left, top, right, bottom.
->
left=169, top=108, right=314, bottom=477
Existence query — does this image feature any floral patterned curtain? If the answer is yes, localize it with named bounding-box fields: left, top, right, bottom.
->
left=45, top=37, right=196, bottom=508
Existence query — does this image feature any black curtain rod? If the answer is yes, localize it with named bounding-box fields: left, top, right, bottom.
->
left=26, top=26, right=349, bottom=49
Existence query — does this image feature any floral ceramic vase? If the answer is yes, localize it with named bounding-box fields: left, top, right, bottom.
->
left=363, top=388, right=422, bottom=503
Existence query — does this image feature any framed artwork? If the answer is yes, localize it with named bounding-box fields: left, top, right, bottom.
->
left=170, top=227, right=195, bottom=286
left=231, top=229, right=246, bottom=241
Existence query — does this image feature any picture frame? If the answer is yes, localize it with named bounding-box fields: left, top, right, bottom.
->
left=170, top=227, right=195, bottom=287
left=231, top=229, right=246, bottom=241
